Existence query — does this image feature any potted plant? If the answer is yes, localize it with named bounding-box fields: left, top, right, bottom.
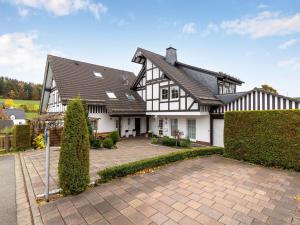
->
left=125, top=130, right=129, bottom=138
left=132, top=129, right=136, bottom=137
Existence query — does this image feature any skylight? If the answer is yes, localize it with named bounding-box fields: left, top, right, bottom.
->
left=106, top=92, right=117, bottom=99
left=126, top=93, right=135, bottom=101
left=93, top=71, right=103, bottom=78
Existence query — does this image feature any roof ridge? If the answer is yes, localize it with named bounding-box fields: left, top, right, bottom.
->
left=48, top=55, right=135, bottom=75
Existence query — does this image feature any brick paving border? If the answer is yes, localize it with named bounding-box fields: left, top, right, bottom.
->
left=15, top=153, right=33, bottom=225
left=18, top=153, right=43, bottom=225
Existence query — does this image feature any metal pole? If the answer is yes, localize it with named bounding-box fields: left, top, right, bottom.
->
left=45, top=130, right=50, bottom=201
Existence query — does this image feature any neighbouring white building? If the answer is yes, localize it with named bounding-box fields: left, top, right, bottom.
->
left=40, top=47, right=300, bottom=146
left=3, top=108, right=26, bottom=125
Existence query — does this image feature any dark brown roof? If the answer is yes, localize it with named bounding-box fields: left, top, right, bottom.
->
left=47, top=55, right=145, bottom=114
left=132, top=48, right=222, bottom=105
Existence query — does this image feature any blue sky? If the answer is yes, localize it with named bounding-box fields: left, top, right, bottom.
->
left=0, top=0, right=300, bottom=96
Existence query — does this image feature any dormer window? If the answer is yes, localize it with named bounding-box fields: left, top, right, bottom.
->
left=94, top=71, right=103, bottom=78
left=106, top=91, right=117, bottom=99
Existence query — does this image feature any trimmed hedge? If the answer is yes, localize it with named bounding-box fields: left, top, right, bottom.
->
left=12, top=125, right=31, bottom=150
left=110, top=131, right=120, bottom=145
left=224, top=110, right=300, bottom=171
left=97, top=147, right=223, bottom=182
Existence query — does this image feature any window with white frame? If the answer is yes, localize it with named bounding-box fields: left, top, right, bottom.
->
left=171, top=86, right=179, bottom=100
left=161, top=87, right=168, bottom=100
left=106, top=91, right=117, bottom=99
left=170, top=119, right=178, bottom=137
left=128, top=118, right=131, bottom=126
left=187, top=119, right=196, bottom=140
left=159, top=119, right=163, bottom=136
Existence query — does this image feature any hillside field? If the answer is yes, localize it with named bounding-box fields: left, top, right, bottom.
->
left=0, top=98, right=40, bottom=119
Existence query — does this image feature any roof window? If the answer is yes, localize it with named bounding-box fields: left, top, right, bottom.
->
left=94, top=71, right=103, bottom=78
left=106, top=92, right=117, bottom=99
left=126, top=93, right=135, bottom=101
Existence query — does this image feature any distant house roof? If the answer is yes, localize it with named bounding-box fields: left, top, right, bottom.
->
left=132, top=48, right=243, bottom=105
left=0, top=120, right=13, bottom=129
left=3, top=109, right=25, bottom=120
left=41, top=55, right=145, bottom=115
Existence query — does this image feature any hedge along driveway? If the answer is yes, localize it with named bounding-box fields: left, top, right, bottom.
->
left=98, top=147, right=224, bottom=182
left=224, top=110, right=300, bottom=171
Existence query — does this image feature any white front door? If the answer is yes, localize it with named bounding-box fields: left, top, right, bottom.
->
left=213, top=119, right=224, bottom=147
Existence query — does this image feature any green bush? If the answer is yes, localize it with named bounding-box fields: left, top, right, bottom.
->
left=58, top=97, right=90, bottom=195
left=161, top=136, right=177, bottom=146
left=12, top=125, right=31, bottom=151
left=180, top=139, right=191, bottom=148
left=91, top=139, right=102, bottom=149
left=110, top=131, right=120, bottom=145
left=98, top=147, right=224, bottom=182
left=224, top=110, right=300, bottom=171
left=103, top=138, right=113, bottom=149
left=151, top=137, right=159, bottom=144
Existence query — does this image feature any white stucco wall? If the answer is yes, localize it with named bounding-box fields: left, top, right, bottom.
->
left=12, top=119, right=26, bottom=125
left=89, top=113, right=118, bottom=133
left=120, top=117, right=147, bottom=137
left=150, top=115, right=210, bottom=143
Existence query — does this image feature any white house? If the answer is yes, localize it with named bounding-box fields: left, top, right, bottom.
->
left=40, top=47, right=300, bottom=146
left=3, top=108, right=26, bottom=125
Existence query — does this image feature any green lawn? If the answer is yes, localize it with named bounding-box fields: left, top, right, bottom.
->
left=25, top=112, right=39, bottom=119
left=0, top=98, right=40, bottom=109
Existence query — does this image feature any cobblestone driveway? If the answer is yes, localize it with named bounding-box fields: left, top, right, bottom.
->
left=39, top=156, right=300, bottom=225
left=21, top=138, right=176, bottom=198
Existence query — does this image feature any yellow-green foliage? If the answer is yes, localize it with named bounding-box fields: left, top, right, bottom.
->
left=12, top=125, right=31, bottom=151
left=58, top=97, right=90, bottom=195
left=224, top=110, right=300, bottom=171
left=33, top=134, right=45, bottom=149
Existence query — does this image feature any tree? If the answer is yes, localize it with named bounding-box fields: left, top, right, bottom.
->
left=261, top=84, right=278, bottom=94
left=81, top=100, right=93, bottom=141
left=8, top=90, right=16, bottom=99
left=58, top=97, right=90, bottom=195
left=4, top=99, right=14, bottom=108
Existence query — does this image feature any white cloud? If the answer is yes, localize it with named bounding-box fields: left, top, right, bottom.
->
left=11, top=0, right=107, bottom=19
left=0, top=32, right=62, bottom=82
left=278, top=57, right=300, bottom=69
left=257, top=4, right=268, bottom=9
left=182, top=22, right=197, bottom=34
left=18, top=7, right=29, bottom=17
left=202, top=23, right=219, bottom=36
left=218, top=11, right=300, bottom=38
left=279, top=39, right=298, bottom=49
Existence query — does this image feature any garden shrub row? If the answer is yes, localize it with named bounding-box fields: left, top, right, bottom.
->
left=151, top=136, right=191, bottom=148
left=12, top=124, right=31, bottom=151
left=97, top=146, right=224, bottom=182
left=224, top=110, right=300, bottom=171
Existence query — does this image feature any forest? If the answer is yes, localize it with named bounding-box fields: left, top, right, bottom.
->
left=0, top=76, right=42, bottom=100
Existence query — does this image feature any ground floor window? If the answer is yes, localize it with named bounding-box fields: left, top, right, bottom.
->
left=187, top=119, right=196, bottom=139
left=170, top=119, right=178, bottom=137
left=91, top=120, right=98, bottom=132
left=159, top=119, right=163, bottom=135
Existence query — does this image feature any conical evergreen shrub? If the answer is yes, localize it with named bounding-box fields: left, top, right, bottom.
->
left=58, top=97, right=90, bottom=195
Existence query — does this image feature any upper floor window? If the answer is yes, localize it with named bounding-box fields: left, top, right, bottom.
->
left=161, top=88, right=168, bottom=100
left=106, top=91, right=117, bottom=99
left=171, top=86, right=179, bottom=100
left=218, top=81, right=236, bottom=94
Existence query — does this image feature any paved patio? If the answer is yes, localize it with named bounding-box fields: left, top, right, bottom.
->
left=21, top=138, right=176, bottom=198
left=39, top=156, right=300, bottom=225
